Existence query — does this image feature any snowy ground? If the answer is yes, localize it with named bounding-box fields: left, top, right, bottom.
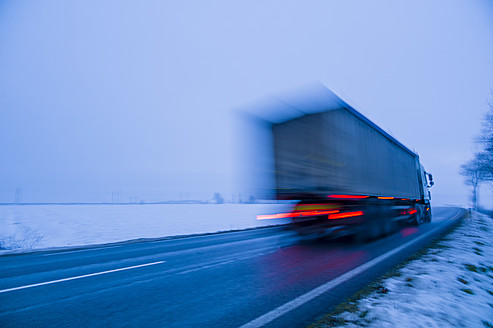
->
left=0, top=203, right=292, bottom=252
left=312, top=212, right=493, bottom=328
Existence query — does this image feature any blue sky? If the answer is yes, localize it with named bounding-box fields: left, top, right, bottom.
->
left=1, top=0, right=492, bottom=205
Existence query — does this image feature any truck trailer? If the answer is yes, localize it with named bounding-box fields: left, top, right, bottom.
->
left=260, top=87, right=434, bottom=241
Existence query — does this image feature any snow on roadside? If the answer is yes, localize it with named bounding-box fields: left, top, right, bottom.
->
left=0, top=203, right=292, bottom=252
left=316, top=212, right=493, bottom=328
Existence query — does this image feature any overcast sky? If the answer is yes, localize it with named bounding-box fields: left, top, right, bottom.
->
left=1, top=0, right=492, bottom=205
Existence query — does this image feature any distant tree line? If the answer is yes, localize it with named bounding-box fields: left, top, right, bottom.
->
left=460, top=94, right=493, bottom=209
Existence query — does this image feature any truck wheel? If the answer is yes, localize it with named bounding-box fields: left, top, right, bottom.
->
left=412, top=206, right=424, bottom=226
left=352, top=230, right=367, bottom=244
left=352, top=226, right=372, bottom=243
left=352, top=222, right=380, bottom=243
left=382, top=219, right=396, bottom=236
left=425, top=208, right=432, bottom=223
left=369, top=222, right=381, bottom=239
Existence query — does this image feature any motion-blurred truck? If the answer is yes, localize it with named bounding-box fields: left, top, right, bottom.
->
left=265, top=89, right=434, bottom=241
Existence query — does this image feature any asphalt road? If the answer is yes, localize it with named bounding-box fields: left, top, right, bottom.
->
left=0, top=206, right=465, bottom=328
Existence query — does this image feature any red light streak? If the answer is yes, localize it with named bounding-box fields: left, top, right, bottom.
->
left=257, top=209, right=339, bottom=220
left=300, top=210, right=339, bottom=216
left=328, top=211, right=364, bottom=220
left=328, top=195, right=369, bottom=199
left=257, top=212, right=299, bottom=220
left=299, top=204, right=338, bottom=206
left=399, top=208, right=417, bottom=216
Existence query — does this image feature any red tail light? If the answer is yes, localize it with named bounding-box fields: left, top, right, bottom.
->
left=400, top=208, right=417, bottom=215
left=328, top=211, right=364, bottom=220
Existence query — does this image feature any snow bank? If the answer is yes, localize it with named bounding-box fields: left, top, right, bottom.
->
left=318, top=212, right=493, bottom=328
left=0, top=203, right=292, bottom=251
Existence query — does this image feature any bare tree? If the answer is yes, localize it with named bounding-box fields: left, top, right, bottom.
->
left=478, top=94, right=493, bottom=179
left=460, top=93, right=493, bottom=209
left=460, top=153, right=490, bottom=209
left=481, top=95, right=493, bottom=156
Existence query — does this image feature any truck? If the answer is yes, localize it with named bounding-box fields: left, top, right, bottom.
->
left=261, top=87, right=434, bottom=241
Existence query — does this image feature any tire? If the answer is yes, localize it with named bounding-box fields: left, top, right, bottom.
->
left=369, top=221, right=382, bottom=239
left=352, top=221, right=380, bottom=243
left=424, top=208, right=432, bottom=223
left=412, top=206, right=425, bottom=226
left=382, top=219, right=396, bottom=236
left=352, top=230, right=367, bottom=244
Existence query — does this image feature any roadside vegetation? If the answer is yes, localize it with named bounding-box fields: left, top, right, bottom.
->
left=460, top=94, right=493, bottom=210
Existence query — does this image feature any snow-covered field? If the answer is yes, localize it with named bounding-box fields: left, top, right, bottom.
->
left=0, top=203, right=292, bottom=252
left=314, top=212, right=493, bottom=328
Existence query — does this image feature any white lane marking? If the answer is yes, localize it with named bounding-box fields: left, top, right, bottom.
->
left=0, top=261, right=165, bottom=294
left=42, top=246, right=121, bottom=256
left=239, top=210, right=463, bottom=328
